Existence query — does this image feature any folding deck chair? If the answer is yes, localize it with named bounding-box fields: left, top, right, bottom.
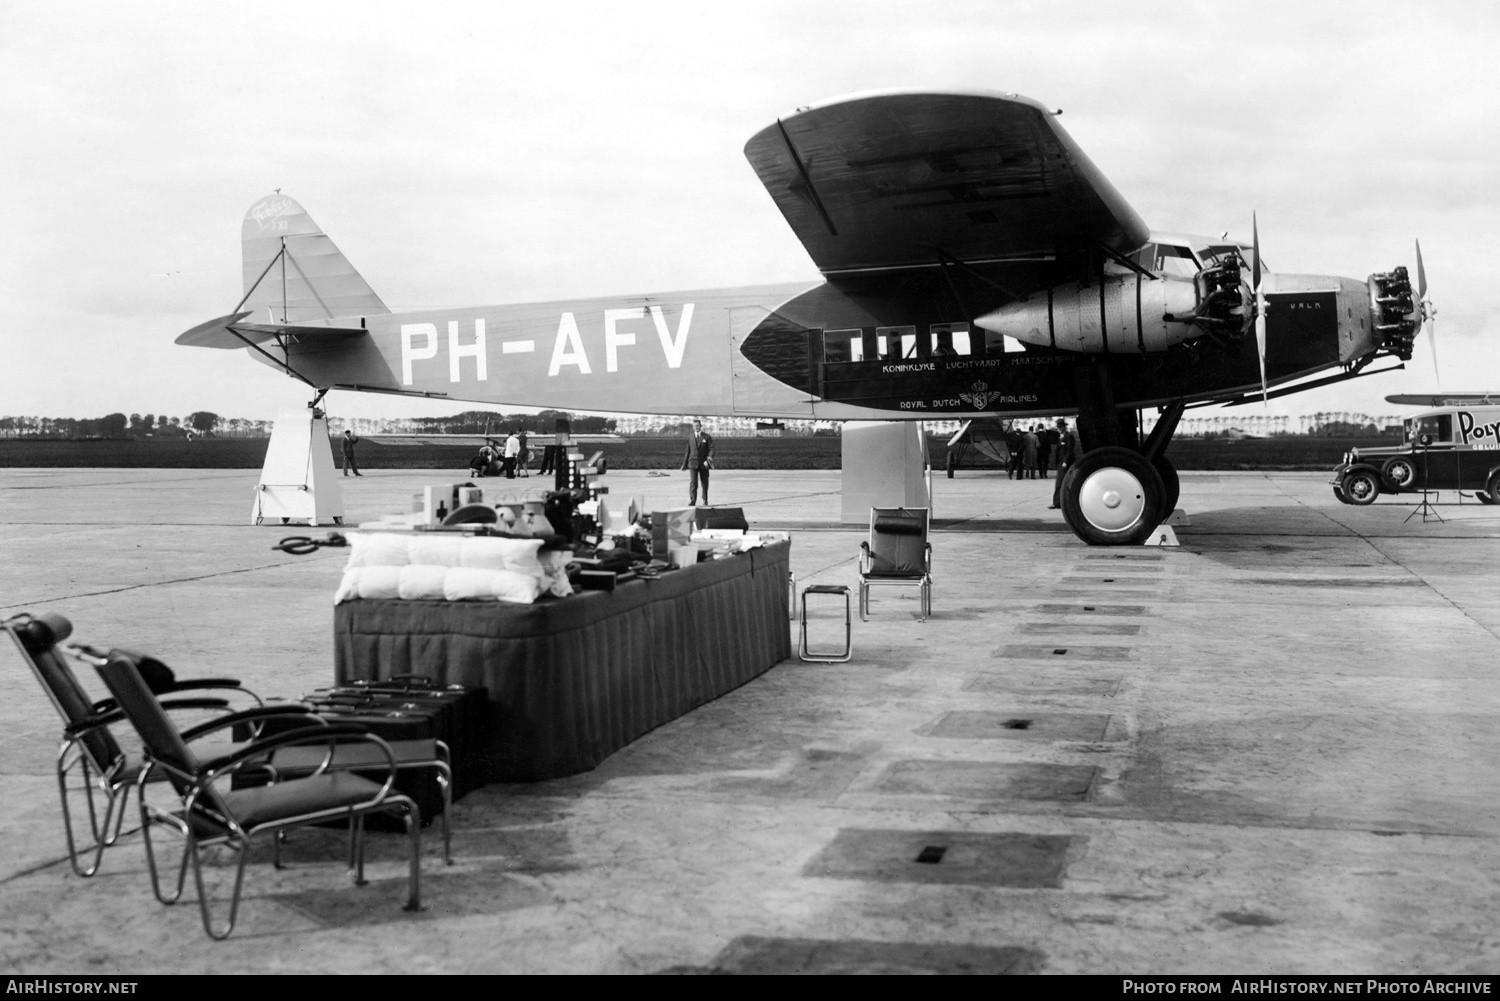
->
left=858, top=507, right=933, bottom=621
left=84, top=648, right=425, bottom=940
left=3, top=612, right=264, bottom=877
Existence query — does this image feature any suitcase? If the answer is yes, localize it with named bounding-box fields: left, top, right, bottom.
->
left=325, top=676, right=489, bottom=797
left=234, top=678, right=488, bottom=827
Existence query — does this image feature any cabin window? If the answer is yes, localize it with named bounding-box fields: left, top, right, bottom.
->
left=929, top=323, right=971, bottom=358
left=1409, top=414, right=1453, bottom=444
left=823, top=328, right=864, bottom=363
left=981, top=329, right=1027, bottom=355
left=876, top=326, right=917, bottom=361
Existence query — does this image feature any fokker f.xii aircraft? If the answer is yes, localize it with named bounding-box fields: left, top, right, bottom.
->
left=178, top=90, right=1432, bottom=545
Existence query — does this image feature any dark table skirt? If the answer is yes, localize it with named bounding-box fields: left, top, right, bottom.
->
left=333, top=541, right=791, bottom=781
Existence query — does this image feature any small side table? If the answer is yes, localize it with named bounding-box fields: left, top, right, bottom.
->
left=799, top=584, right=852, bottom=663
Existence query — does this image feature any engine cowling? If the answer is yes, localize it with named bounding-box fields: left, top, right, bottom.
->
left=975, top=274, right=1205, bottom=354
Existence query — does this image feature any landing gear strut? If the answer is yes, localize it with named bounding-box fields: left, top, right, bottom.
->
left=1058, top=363, right=1183, bottom=546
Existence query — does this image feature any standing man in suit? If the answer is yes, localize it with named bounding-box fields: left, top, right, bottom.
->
left=681, top=419, right=715, bottom=505
left=340, top=429, right=362, bottom=476
left=1049, top=419, right=1077, bottom=509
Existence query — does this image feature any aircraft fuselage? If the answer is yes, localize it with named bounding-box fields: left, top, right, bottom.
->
left=267, top=267, right=1381, bottom=421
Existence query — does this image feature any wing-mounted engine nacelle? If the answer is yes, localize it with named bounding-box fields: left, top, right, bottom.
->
left=1368, top=266, right=1418, bottom=360
left=974, top=266, right=1244, bottom=355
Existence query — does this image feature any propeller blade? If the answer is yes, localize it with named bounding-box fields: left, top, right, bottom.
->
left=1253, top=214, right=1267, bottom=403
left=1252, top=213, right=1262, bottom=292
left=1415, top=239, right=1438, bottom=386
left=1429, top=316, right=1440, bottom=387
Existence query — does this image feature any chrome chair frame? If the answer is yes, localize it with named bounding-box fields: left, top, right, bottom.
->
left=83, top=648, right=423, bottom=940
left=858, top=507, right=933, bottom=622
left=3, top=612, right=264, bottom=877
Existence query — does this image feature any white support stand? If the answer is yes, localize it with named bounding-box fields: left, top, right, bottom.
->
left=251, top=410, right=344, bottom=527
left=840, top=421, right=931, bottom=524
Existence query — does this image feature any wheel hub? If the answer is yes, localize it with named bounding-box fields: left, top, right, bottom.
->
left=1078, top=468, right=1149, bottom=533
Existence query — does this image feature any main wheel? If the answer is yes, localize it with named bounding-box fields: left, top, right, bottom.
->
left=1060, top=447, right=1166, bottom=546
left=1151, top=455, right=1180, bottom=517
left=1342, top=470, right=1380, bottom=505
left=1381, top=456, right=1417, bottom=491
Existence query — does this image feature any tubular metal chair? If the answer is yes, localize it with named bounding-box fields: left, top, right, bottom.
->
left=2, top=612, right=266, bottom=877
left=85, top=649, right=424, bottom=940
left=858, top=507, right=933, bottom=621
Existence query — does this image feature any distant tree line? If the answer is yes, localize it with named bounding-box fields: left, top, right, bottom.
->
left=0, top=409, right=616, bottom=439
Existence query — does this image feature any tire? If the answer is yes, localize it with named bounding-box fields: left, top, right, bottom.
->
left=1478, top=490, right=1498, bottom=506
left=1342, top=470, right=1380, bottom=505
left=1487, top=471, right=1500, bottom=505
left=1060, top=446, right=1166, bottom=546
left=1151, top=455, right=1180, bottom=517
left=1332, top=485, right=1350, bottom=504
left=1381, top=456, right=1417, bottom=491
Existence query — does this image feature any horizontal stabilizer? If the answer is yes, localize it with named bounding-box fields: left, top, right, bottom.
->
left=174, top=311, right=260, bottom=349
left=176, top=311, right=368, bottom=349
left=1386, top=393, right=1500, bottom=407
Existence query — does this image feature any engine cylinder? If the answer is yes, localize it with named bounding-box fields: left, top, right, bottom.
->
left=974, top=274, right=1202, bottom=354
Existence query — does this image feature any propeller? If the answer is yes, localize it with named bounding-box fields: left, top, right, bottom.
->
left=1252, top=214, right=1269, bottom=403
left=1414, top=239, right=1439, bottom=387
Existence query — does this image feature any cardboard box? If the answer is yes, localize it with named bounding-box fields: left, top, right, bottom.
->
left=651, top=507, right=695, bottom=559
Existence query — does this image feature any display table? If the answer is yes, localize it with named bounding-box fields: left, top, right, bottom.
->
left=333, top=541, right=791, bottom=781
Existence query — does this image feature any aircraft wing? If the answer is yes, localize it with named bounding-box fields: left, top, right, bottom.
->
left=1386, top=393, right=1499, bottom=407
left=744, top=90, right=1149, bottom=276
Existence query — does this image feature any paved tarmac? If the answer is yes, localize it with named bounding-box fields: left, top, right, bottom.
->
left=1, top=466, right=1497, bottom=974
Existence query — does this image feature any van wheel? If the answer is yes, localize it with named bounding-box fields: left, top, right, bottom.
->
left=1487, top=472, right=1500, bottom=504
left=1343, top=470, right=1379, bottom=505
left=1381, top=457, right=1417, bottom=490
left=1477, top=490, right=1497, bottom=505
left=1332, top=485, right=1350, bottom=504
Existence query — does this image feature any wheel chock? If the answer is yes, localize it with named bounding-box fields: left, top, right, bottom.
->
left=1165, top=508, right=1191, bottom=527
left=1145, top=524, right=1180, bottom=547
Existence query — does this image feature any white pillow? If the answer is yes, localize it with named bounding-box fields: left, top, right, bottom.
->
left=345, top=533, right=412, bottom=569
left=354, top=565, right=402, bottom=600
left=397, top=565, right=449, bottom=600
left=408, top=535, right=463, bottom=567
left=458, top=537, right=545, bottom=579
left=443, top=567, right=543, bottom=603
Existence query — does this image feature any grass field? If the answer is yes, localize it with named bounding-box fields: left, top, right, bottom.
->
left=0, top=435, right=1392, bottom=471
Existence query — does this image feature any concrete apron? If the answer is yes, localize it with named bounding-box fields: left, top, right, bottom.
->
left=0, top=469, right=1497, bottom=974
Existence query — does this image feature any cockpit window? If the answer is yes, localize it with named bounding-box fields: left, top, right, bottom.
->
left=1152, top=244, right=1200, bottom=279
left=1201, top=244, right=1269, bottom=273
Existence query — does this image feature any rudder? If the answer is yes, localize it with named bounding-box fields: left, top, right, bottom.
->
left=241, top=193, right=389, bottom=322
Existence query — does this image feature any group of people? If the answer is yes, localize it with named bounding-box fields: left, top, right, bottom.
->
left=1000, top=419, right=1077, bottom=509
left=469, top=430, right=530, bottom=479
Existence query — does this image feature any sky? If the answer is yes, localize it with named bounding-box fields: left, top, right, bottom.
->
left=3, top=0, right=1498, bottom=426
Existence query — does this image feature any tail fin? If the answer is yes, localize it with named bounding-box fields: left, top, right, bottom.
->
left=241, top=193, right=389, bottom=322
